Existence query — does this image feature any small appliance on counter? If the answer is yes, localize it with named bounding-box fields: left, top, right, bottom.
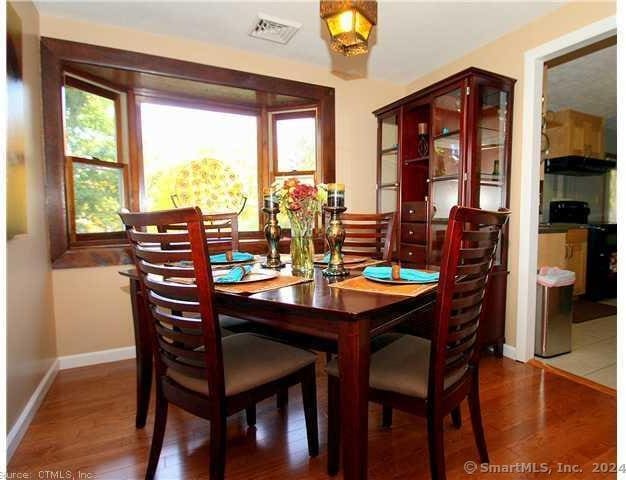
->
left=549, top=200, right=590, bottom=224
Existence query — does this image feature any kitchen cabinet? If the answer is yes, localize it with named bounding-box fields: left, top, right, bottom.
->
left=537, top=232, right=568, bottom=269
left=537, top=229, right=588, bottom=295
left=373, top=67, right=515, bottom=355
left=546, top=109, right=605, bottom=158
left=566, top=229, right=588, bottom=296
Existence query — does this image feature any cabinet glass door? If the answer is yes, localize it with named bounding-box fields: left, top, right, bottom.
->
left=378, top=113, right=399, bottom=212
left=431, top=87, right=463, bottom=221
left=476, top=86, right=508, bottom=211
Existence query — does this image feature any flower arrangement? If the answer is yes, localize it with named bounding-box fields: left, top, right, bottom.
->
left=274, top=178, right=325, bottom=222
left=273, top=178, right=326, bottom=275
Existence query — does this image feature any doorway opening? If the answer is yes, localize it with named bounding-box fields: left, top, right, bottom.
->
left=515, top=17, right=617, bottom=355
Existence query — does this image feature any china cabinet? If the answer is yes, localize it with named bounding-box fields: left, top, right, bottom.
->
left=374, top=67, right=515, bottom=355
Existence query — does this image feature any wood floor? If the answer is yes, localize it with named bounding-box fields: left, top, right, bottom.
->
left=9, top=355, right=616, bottom=479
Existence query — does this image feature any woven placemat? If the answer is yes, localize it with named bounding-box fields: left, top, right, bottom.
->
left=215, top=274, right=312, bottom=295
left=344, top=259, right=385, bottom=270
left=329, top=275, right=437, bottom=297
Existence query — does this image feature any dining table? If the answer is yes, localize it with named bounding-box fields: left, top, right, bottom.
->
left=120, top=262, right=437, bottom=480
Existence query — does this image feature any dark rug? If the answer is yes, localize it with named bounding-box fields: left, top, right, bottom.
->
left=573, top=299, right=617, bottom=324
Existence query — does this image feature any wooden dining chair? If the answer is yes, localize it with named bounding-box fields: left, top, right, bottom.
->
left=157, top=211, right=263, bottom=335
left=333, top=212, right=397, bottom=261
left=157, top=211, right=239, bottom=250
left=326, top=206, right=510, bottom=480
left=120, top=207, right=319, bottom=480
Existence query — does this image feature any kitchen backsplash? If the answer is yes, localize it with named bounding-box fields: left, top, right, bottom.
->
left=541, top=172, right=616, bottom=223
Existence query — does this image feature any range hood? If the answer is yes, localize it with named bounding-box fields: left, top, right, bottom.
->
left=544, top=155, right=617, bottom=176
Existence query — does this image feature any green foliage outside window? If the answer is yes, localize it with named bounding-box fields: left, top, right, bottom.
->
left=73, top=164, right=123, bottom=233
left=64, top=86, right=117, bottom=162
left=64, top=84, right=124, bottom=233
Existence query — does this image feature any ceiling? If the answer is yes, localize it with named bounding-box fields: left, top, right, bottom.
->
left=35, top=1, right=563, bottom=83
left=547, top=44, right=617, bottom=130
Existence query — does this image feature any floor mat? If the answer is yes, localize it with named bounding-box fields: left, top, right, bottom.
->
left=573, top=299, right=617, bottom=323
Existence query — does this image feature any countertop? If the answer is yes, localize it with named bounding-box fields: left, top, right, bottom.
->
left=538, top=223, right=589, bottom=234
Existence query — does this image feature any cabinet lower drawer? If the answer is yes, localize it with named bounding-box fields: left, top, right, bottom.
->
left=401, top=201, right=427, bottom=222
left=398, top=244, right=427, bottom=264
left=401, top=222, right=427, bottom=243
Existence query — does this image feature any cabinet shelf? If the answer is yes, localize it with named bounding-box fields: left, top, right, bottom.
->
left=432, top=129, right=461, bottom=140
left=380, top=146, right=398, bottom=155
left=431, top=174, right=458, bottom=182
left=404, top=155, right=429, bottom=165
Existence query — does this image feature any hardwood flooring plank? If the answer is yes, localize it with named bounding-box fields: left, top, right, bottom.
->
left=9, top=357, right=615, bottom=479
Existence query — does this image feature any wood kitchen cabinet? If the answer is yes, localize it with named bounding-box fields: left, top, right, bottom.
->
left=566, top=229, right=588, bottom=296
left=537, top=229, right=588, bottom=295
left=546, top=109, right=605, bottom=158
left=374, top=67, right=515, bottom=355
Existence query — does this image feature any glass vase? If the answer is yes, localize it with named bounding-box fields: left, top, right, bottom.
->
left=288, top=212, right=315, bottom=276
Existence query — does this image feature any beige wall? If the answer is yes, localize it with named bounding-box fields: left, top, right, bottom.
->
left=39, top=14, right=406, bottom=356
left=404, top=1, right=616, bottom=346
left=6, top=1, right=58, bottom=430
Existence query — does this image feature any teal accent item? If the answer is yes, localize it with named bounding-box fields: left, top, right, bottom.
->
left=209, top=251, right=254, bottom=263
left=321, top=252, right=331, bottom=263
left=363, top=266, right=439, bottom=283
left=215, top=265, right=252, bottom=283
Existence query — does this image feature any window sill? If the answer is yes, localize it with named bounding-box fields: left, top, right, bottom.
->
left=52, top=237, right=326, bottom=269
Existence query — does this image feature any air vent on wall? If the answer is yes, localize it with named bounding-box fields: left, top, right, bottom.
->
left=249, top=13, right=301, bottom=45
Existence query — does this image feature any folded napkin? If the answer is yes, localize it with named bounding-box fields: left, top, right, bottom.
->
left=363, top=266, right=439, bottom=283
left=214, top=265, right=252, bottom=283
left=209, top=251, right=254, bottom=263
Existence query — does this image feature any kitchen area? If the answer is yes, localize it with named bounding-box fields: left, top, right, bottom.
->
left=535, top=39, right=617, bottom=388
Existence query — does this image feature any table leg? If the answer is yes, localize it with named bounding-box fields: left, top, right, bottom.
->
left=129, top=278, right=152, bottom=428
left=338, top=319, right=370, bottom=480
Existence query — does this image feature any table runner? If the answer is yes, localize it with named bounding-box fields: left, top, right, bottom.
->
left=329, top=275, right=437, bottom=297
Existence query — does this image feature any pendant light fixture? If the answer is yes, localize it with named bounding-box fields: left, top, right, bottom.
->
left=320, top=0, right=378, bottom=57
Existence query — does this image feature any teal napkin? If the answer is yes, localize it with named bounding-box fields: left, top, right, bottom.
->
left=363, top=266, right=439, bottom=283
left=215, top=265, right=252, bottom=283
left=209, top=251, right=254, bottom=263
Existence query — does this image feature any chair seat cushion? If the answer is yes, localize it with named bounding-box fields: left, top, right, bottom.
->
left=219, top=314, right=252, bottom=335
left=168, top=333, right=317, bottom=397
left=326, top=334, right=467, bottom=399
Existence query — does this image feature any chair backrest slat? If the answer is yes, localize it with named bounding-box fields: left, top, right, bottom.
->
left=158, top=212, right=239, bottom=253
left=428, top=206, right=510, bottom=399
left=331, top=212, right=396, bottom=261
left=120, top=207, right=226, bottom=402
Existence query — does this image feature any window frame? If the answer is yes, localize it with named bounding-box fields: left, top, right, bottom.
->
left=271, top=109, right=318, bottom=182
left=62, top=75, right=129, bottom=245
left=41, top=38, right=335, bottom=268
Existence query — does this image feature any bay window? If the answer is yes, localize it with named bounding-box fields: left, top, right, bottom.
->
left=42, top=38, right=335, bottom=267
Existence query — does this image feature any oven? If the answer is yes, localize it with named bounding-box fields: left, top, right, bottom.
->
left=585, top=223, right=617, bottom=301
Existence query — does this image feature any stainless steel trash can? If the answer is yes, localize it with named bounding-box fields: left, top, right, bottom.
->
left=535, top=283, right=574, bottom=358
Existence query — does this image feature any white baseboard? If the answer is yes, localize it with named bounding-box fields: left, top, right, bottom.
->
left=58, top=346, right=136, bottom=370
left=7, top=359, right=59, bottom=461
left=503, top=344, right=517, bottom=360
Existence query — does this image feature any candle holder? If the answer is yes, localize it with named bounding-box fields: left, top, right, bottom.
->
left=323, top=205, right=349, bottom=277
left=262, top=206, right=283, bottom=269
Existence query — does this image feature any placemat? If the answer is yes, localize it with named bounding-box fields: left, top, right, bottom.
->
left=329, top=275, right=437, bottom=297
left=344, top=259, right=385, bottom=270
left=215, top=274, right=312, bottom=295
